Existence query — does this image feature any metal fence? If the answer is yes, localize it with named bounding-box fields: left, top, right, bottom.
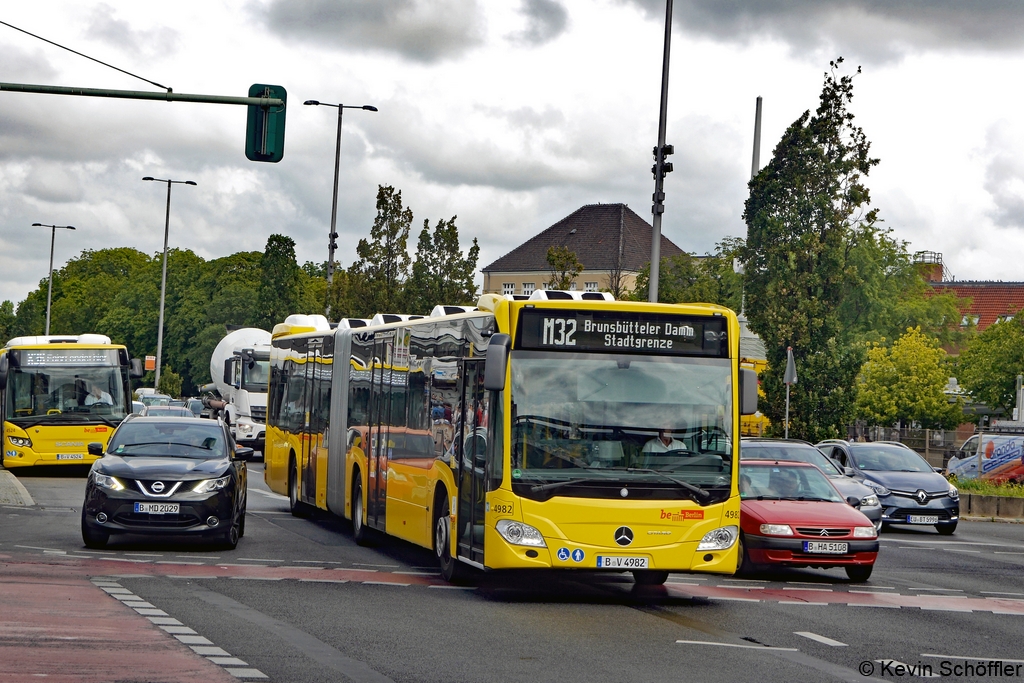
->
left=845, top=424, right=976, bottom=467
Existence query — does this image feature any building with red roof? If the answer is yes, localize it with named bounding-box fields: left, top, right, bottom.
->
left=919, top=252, right=1024, bottom=332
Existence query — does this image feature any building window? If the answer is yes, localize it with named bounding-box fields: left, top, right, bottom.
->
left=584, top=281, right=598, bottom=292
left=522, top=283, right=536, bottom=295
left=502, top=283, right=516, bottom=295
left=568, top=282, right=577, bottom=291
left=997, top=314, right=1015, bottom=323
left=961, top=314, right=980, bottom=327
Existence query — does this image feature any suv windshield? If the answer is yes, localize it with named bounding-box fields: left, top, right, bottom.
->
left=740, top=463, right=844, bottom=502
left=741, top=442, right=842, bottom=476
left=510, top=351, right=732, bottom=501
left=850, top=444, right=931, bottom=472
left=107, top=421, right=227, bottom=459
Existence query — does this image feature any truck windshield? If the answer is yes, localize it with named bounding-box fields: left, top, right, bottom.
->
left=6, top=351, right=128, bottom=424
left=509, top=351, right=732, bottom=501
left=242, top=360, right=269, bottom=392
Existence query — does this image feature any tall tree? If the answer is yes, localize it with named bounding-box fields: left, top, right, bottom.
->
left=545, top=245, right=583, bottom=290
left=347, top=185, right=412, bottom=317
left=405, top=216, right=480, bottom=314
left=856, top=327, right=962, bottom=429
left=255, top=234, right=302, bottom=330
left=957, top=316, right=1024, bottom=413
left=741, top=58, right=878, bottom=441
left=631, top=238, right=744, bottom=309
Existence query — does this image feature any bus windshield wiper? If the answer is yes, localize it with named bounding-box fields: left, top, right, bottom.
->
left=530, top=477, right=607, bottom=493
left=605, top=467, right=710, bottom=502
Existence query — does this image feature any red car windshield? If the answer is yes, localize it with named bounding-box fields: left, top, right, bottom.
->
left=740, top=463, right=844, bottom=502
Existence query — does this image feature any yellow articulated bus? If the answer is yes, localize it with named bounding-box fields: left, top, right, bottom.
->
left=0, top=334, right=143, bottom=468
left=265, top=292, right=758, bottom=584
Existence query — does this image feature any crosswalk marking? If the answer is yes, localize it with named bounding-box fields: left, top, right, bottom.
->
left=794, top=631, right=847, bottom=646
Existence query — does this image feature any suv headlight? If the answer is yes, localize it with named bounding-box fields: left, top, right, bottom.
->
left=948, top=485, right=959, bottom=501
left=758, top=524, right=793, bottom=536
left=93, top=472, right=125, bottom=491
left=863, top=480, right=890, bottom=497
left=853, top=526, right=877, bottom=538
left=193, top=476, right=231, bottom=494
left=495, top=519, right=546, bottom=547
left=860, top=495, right=879, bottom=507
left=8, top=436, right=31, bottom=448
left=698, top=525, right=738, bottom=549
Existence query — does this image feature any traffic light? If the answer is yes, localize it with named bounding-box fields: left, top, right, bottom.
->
left=651, top=144, right=674, bottom=214
left=651, top=144, right=674, bottom=179
left=245, top=84, right=287, bottom=163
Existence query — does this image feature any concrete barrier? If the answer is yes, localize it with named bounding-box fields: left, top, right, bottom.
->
left=961, top=493, right=1024, bottom=520
left=971, top=494, right=999, bottom=517
left=0, top=468, right=34, bottom=506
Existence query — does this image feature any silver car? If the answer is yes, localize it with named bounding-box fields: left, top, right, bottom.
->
left=741, top=438, right=883, bottom=530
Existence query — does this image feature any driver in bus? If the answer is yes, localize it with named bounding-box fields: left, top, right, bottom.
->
left=643, top=427, right=687, bottom=453
left=84, top=384, right=113, bottom=406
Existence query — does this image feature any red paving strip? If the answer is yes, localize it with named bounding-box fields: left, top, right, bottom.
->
left=665, top=584, right=1024, bottom=614
left=0, top=562, right=237, bottom=683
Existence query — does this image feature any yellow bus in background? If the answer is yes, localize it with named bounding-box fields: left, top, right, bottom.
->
left=265, top=293, right=758, bottom=584
left=0, top=334, right=143, bottom=468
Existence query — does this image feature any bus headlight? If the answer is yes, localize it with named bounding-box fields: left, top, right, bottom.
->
left=93, top=473, right=125, bottom=491
left=495, top=519, right=547, bottom=547
left=697, top=525, right=738, bottom=550
left=8, top=436, right=31, bottom=448
left=193, top=476, right=231, bottom=494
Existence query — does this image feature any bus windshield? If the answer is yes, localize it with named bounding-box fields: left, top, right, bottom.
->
left=6, top=350, right=127, bottom=424
left=510, top=351, right=732, bottom=499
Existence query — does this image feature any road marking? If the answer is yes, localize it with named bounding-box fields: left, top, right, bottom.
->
left=167, top=575, right=219, bottom=580
left=909, top=588, right=963, bottom=592
left=794, top=631, right=847, bottom=646
left=248, top=488, right=287, bottom=500
left=676, top=640, right=798, bottom=651
left=783, top=587, right=833, bottom=592
left=394, top=571, right=439, bottom=576
left=849, top=590, right=899, bottom=594
left=14, top=544, right=62, bottom=551
left=177, top=555, right=220, bottom=559
left=281, top=566, right=323, bottom=570
left=920, top=606, right=973, bottom=612
left=362, top=580, right=411, bottom=587
left=720, top=585, right=765, bottom=590
left=156, top=561, right=205, bottom=565
left=723, top=578, right=767, bottom=582
left=353, top=563, right=400, bottom=568
left=848, top=603, right=899, bottom=608
left=147, top=617, right=183, bottom=625
left=238, top=558, right=284, bottom=562
left=192, top=646, right=232, bottom=656
left=779, top=601, right=828, bottom=605
left=944, top=548, right=981, bottom=553
left=160, top=626, right=197, bottom=635
left=994, top=552, right=1024, bottom=555
left=787, top=581, right=833, bottom=585
left=230, top=576, right=283, bottom=581
left=429, top=585, right=476, bottom=590
left=123, top=552, right=163, bottom=557
left=983, top=591, right=1024, bottom=596
left=876, top=659, right=940, bottom=678
left=708, top=596, right=760, bottom=602
left=335, top=568, right=377, bottom=573
left=299, top=579, right=350, bottom=584
left=922, top=653, right=1024, bottom=664
left=175, top=635, right=214, bottom=645
left=134, top=608, right=169, bottom=616
left=899, top=546, right=936, bottom=550
left=225, top=667, right=269, bottom=678
left=209, top=657, right=249, bottom=666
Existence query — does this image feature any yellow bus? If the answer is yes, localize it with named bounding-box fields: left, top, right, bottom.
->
left=265, top=293, right=758, bottom=584
left=0, top=334, right=143, bottom=468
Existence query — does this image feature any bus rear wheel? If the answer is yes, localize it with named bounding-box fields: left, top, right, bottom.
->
left=289, top=457, right=311, bottom=518
left=352, top=479, right=370, bottom=546
left=434, top=495, right=467, bottom=583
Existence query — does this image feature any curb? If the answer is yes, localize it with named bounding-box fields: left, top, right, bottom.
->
left=961, top=515, right=1024, bottom=525
left=0, top=468, right=35, bottom=506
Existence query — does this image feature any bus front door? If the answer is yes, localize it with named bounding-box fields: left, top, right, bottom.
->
left=368, top=338, right=392, bottom=531
left=456, top=359, right=487, bottom=566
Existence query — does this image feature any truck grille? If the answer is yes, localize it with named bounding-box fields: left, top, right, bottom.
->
left=249, top=406, right=267, bottom=423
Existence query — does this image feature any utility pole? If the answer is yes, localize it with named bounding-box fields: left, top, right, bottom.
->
left=649, top=0, right=674, bottom=303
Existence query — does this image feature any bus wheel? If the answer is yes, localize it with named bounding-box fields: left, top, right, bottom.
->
left=289, top=457, right=311, bottom=518
left=434, top=495, right=467, bottom=583
left=632, top=570, right=669, bottom=586
left=81, top=509, right=108, bottom=549
left=352, top=479, right=370, bottom=546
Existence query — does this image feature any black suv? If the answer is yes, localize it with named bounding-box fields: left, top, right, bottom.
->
left=817, top=440, right=959, bottom=535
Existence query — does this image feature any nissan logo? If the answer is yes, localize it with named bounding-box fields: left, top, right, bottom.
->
left=151, top=481, right=165, bottom=493
left=916, top=489, right=928, bottom=505
left=614, top=526, right=634, bottom=546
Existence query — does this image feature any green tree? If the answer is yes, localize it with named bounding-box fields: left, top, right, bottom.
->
left=631, top=238, right=744, bottom=309
left=0, top=300, right=17, bottom=343
left=957, top=316, right=1024, bottom=413
left=741, top=58, right=878, bottom=441
left=856, top=327, right=962, bottom=429
left=157, top=365, right=183, bottom=398
left=545, top=245, right=583, bottom=290
left=405, top=216, right=480, bottom=314
left=255, top=234, right=302, bottom=330
left=347, top=185, right=413, bottom=317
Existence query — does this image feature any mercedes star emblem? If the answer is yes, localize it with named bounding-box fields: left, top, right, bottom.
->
left=916, top=489, right=928, bottom=505
left=614, top=526, right=634, bottom=546
left=151, top=481, right=165, bottom=493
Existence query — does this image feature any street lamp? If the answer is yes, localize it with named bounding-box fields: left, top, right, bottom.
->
left=303, top=100, right=377, bottom=315
left=142, top=176, right=196, bottom=390
left=31, top=223, right=76, bottom=335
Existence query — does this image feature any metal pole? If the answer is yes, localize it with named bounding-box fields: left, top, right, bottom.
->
left=751, top=96, right=762, bottom=180
left=155, top=181, right=171, bottom=390
left=328, top=105, right=343, bottom=288
left=648, top=0, right=673, bottom=303
left=45, top=226, right=55, bottom=335
left=785, top=384, right=790, bottom=440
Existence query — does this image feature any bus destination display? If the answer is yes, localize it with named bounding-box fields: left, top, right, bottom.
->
left=517, top=309, right=727, bottom=357
left=17, top=349, right=119, bottom=367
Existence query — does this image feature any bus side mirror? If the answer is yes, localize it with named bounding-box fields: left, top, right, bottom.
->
left=129, top=358, right=144, bottom=378
left=0, top=355, right=8, bottom=391
left=483, top=334, right=512, bottom=391
left=739, top=368, right=758, bottom=415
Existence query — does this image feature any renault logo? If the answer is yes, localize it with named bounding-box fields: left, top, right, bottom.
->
left=915, top=489, right=928, bottom=505
left=151, top=481, right=165, bottom=493
left=614, top=526, right=633, bottom=546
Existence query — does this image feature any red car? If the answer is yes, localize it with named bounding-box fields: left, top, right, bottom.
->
left=738, top=460, right=879, bottom=582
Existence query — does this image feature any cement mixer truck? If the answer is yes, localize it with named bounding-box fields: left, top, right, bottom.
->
left=208, top=328, right=271, bottom=457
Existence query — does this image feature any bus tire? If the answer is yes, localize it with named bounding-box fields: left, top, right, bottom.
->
left=632, top=570, right=669, bottom=586
left=81, top=509, right=108, bottom=549
left=434, top=493, right=468, bottom=583
left=289, top=455, right=311, bottom=518
left=352, top=478, right=371, bottom=546
left=736, top=533, right=761, bottom=576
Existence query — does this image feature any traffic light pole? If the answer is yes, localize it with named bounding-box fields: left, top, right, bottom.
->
left=649, top=0, right=674, bottom=303
left=327, top=105, right=344, bottom=287
left=0, top=82, right=283, bottom=107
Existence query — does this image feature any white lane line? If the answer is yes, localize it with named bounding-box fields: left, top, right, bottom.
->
left=708, top=596, right=760, bottom=602
left=362, top=580, right=411, bottom=587
left=394, top=571, right=439, bottom=576
left=983, top=591, right=1024, bottom=596
left=922, top=653, right=1024, bottom=665
left=175, top=635, right=214, bottom=645
left=167, top=575, right=219, bottom=580
left=123, top=602, right=157, bottom=609
left=719, top=585, right=765, bottom=590
left=429, top=585, right=476, bottom=590
left=226, top=668, right=268, bottom=679
left=920, top=606, right=974, bottom=612
left=779, top=601, right=828, bottom=606
left=176, top=555, right=219, bottom=559
left=218, top=564, right=266, bottom=568
left=156, top=561, right=205, bottom=566
left=208, top=657, right=249, bottom=666
left=944, top=549, right=981, bottom=553
left=134, top=608, right=169, bottom=616
left=723, top=578, right=767, bottom=582
left=192, top=646, right=231, bottom=656
left=123, top=552, right=163, bottom=557
left=298, top=579, right=350, bottom=584
left=353, top=563, right=399, bottom=568
left=237, top=558, right=283, bottom=562
left=160, top=626, right=198, bottom=635
left=849, top=590, right=901, bottom=595
left=230, top=577, right=283, bottom=581
left=14, top=544, right=62, bottom=551
left=909, top=588, right=963, bottom=592
left=104, top=557, right=151, bottom=563
left=676, top=640, right=798, bottom=651
left=787, top=581, right=833, bottom=586
left=147, top=617, right=183, bottom=625
left=280, top=566, right=323, bottom=570
left=876, top=659, right=940, bottom=678
left=899, top=546, right=936, bottom=550
left=783, top=587, right=833, bottom=592
left=794, top=631, right=847, bottom=647
left=334, top=568, right=377, bottom=573
left=667, top=582, right=701, bottom=586
left=43, top=550, right=66, bottom=555
left=891, top=539, right=1024, bottom=547
left=994, top=552, right=1024, bottom=555
left=848, top=603, right=899, bottom=608
left=291, top=559, right=341, bottom=564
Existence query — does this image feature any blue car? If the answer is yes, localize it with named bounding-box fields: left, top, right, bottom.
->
left=817, top=440, right=959, bottom=535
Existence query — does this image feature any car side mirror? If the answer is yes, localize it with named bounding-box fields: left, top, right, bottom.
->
left=87, top=442, right=104, bottom=456
left=933, top=466, right=943, bottom=473
left=846, top=495, right=861, bottom=507
left=129, top=358, right=144, bottom=378
left=234, top=446, right=254, bottom=460
left=844, top=467, right=855, bottom=477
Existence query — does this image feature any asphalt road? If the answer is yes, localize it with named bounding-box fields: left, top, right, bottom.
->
left=4, top=463, right=1024, bottom=682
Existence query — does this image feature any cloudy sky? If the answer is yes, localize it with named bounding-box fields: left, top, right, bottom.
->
left=2, top=0, right=1024, bottom=307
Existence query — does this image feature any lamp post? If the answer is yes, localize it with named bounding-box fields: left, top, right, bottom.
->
left=142, top=176, right=196, bottom=390
left=31, top=223, right=76, bottom=335
left=303, top=100, right=377, bottom=315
